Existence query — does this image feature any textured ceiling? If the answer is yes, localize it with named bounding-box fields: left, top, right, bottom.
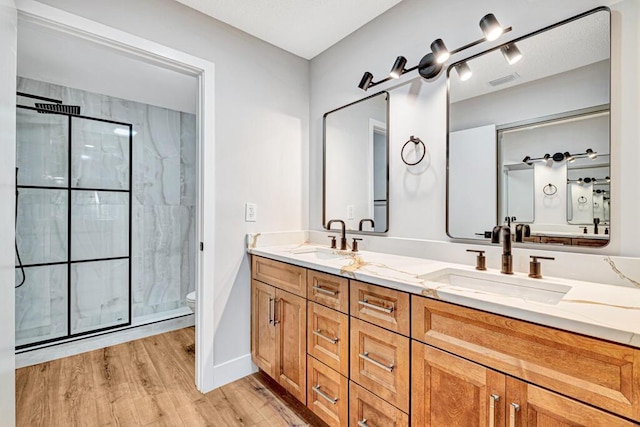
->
left=173, top=0, right=403, bottom=59
left=450, top=10, right=610, bottom=102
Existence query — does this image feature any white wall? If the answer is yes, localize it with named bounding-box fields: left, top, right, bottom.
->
left=0, top=0, right=16, bottom=423
left=310, top=0, right=640, bottom=256
left=34, top=0, right=309, bottom=376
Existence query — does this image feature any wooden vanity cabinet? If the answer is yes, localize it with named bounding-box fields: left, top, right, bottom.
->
left=251, top=259, right=307, bottom=404
left=412, top=342, right=636, bottom=427
left=412, top=296, right=640, bottom=423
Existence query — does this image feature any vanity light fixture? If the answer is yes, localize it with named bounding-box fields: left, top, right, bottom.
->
left=564, top=152, right=575, bottom=163
left=523, top=149, right=599, bottom=165
left=479, top=13, right=504, bottom=41
left=389, top=56, right=407, bottom=78
left=431, top=39, right=450, bottom=64
left=357, top=13, right=511, bottom=91
left=568, top=176, right=611, bottom=184
left=500, top=43, right=522, bottom=65
left=455, top=62, right=473, bottom=81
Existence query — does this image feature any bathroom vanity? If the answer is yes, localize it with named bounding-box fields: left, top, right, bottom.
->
left=248, top=240, right=640, bottom=426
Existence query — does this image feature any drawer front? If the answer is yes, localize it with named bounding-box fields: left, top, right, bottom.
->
left=308, top=302, right=349, bottom=376
left=350, top=281, right=410, bottom=336
left=350, top=382, right=408, bottom=427
left=252, top=256, right=306, bottom=297
left=307, top=356, right=348, bottom=427
left=412, top=296, right=640, bottom=422
left=350, top=317, right=410, bottom=413
left=307, top=269, right=348, bottom=313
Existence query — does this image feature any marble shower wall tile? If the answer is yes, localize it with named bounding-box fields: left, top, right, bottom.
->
left=71, top=191, right=129, bottom=261
left=15, top=264, right=68, bottom=346
left=17, top=77, right=197, bottom=328
left=15, top=188, right=67, bottom=265
left=15, top=108, right=68, bottom=187
left=71, top=259, right=129, bottom=334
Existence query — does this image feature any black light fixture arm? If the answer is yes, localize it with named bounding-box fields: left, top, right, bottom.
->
left=358, top=17, right=513, bottom=91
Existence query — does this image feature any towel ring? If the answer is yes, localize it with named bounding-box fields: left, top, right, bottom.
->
left=401, top=136, right=426, bottom=166
left=543, top=183, right=557, bottom=196
left=578, top=196, right=588, bottom=204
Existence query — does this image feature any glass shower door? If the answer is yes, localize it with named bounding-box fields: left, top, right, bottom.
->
left=15, top=105, right=132, bottom=348
left=69, top=116, right=131, bottom=334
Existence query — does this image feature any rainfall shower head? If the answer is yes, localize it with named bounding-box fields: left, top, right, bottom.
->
left=35, top=102, right=81, bottom=115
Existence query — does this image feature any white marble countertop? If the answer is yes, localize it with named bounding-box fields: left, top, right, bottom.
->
left=248, top=241, right=640, bottom=349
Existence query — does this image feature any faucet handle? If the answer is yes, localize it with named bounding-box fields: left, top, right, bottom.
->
left=352, top=238, right=363, bottom=252
left=328, top=235, right=337, bottom=249
left=529, top=255, right=555, bottom=278
left=466, top=249, right=486, bottom=271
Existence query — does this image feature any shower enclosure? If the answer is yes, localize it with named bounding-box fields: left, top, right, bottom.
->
left=15, top=92, right=132, bottom=348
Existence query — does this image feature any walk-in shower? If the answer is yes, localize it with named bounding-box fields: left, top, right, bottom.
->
left=15, top=78, right=197, bottom=352
left=15, top=92, right=132, bottom=348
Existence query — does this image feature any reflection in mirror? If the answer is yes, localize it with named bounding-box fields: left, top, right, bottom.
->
left=323, top=92, right=389, bottom=233
left=447, top=7, right=610, bottom=248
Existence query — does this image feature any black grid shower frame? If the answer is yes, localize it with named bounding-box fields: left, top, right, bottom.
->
left=15, top=103, right=133, bottom=350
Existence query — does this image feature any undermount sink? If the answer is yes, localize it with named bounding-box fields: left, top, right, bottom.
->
left=419, top=268, right=571, bottom=305
left=290, top=246, right=349, bottom=260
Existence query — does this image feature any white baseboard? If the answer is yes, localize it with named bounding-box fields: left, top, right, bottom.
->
left=212, top=353, right=257, bottom=389
left=16, top=314, right=195, bottom=368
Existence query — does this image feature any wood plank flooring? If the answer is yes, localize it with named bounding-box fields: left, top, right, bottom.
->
left=16, top=327, right=327, bottom=427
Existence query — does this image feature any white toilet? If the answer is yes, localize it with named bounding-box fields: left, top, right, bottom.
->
left=186, top=291, right=196, bottom=316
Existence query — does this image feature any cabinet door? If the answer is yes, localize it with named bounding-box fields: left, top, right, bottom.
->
left=308, top=302, right=349, bottom=376
left=350, top=381, right=409, bottom=427
left=275, top=289, right=307, bottom=404
left=506, top=377, right=637, bottom=427
left=251, top=280, right=276, bottom=377
left=307, top=356, right=348, bottom=427
left=351, top=318, right=410, bottom=413
left=412, top=341, right=506, bottom=427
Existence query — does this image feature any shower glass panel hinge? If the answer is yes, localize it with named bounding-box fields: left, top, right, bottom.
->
left=200, top=242, right=204, bottom=251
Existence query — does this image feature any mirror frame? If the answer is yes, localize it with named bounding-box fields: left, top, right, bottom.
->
left=445, top=6, right=611, bottom=247
left=322, top=90, right=390, bottom=234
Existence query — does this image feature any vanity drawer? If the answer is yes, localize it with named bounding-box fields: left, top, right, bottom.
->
left=411, top=296, right=640, bottom=422
left=307, top=356, right=348, bottom=427
left=307, top=302, right=349, bottom=376
left=252, top=256, right=306, bottom=297
left=350, top=381, right=408, bottom=427
left=350, top=317, right=410, bottom=413
left=307, top=270, right=348, bottom=313
left=350, top=281, right=410, bottom=336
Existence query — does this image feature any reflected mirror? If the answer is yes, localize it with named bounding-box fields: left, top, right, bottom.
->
left=447, top=7, right=610, bottom=247
left=323, top=91, right=389, bottom=233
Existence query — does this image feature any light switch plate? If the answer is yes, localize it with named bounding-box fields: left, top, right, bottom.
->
left=347, top=205, right=355, bottom=220
left=245, top=203, right=257, bottom=222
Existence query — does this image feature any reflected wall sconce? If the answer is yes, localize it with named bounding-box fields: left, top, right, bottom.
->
left=522, top=149, right=598, bottom=165
left=568, top=176, right=611, bottom=184
left=358, top=13, right=512, bottom=91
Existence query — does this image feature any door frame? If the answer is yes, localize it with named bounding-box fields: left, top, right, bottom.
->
left=15, top=0, right=217, bottom=393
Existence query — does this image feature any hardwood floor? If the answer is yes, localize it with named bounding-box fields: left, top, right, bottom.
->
left=16, top=328, right=327, bottom=426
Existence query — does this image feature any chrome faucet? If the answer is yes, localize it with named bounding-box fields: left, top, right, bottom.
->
left=491, top=225, right=513, bottom=274
left=327, top=219, right=347, bottom=250
left=358, top=218, right=375, bottom=231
